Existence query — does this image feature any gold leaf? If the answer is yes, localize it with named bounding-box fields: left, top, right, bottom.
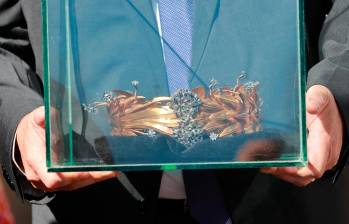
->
left=219, top=123, right=242, bottom=137
left=202, top=122, right=226, bottom=132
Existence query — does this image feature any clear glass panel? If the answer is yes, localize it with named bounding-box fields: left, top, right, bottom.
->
left=43, top=0, right=307, bottom=171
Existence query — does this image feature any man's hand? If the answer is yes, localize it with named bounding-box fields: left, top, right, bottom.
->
left=16, top=106, right=118, bottom=192
left=261, top=85, right=343, bottom=186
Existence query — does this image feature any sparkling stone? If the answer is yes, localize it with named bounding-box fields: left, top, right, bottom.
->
left=82, top=103, right=97, bottom=114
left=209, top=78, right=218, bottom=93
left=102, top=91, right=113, bottom=102
left=131, top=80, right=139, bottom=88
left=145, top=129, right=157, bottom=138
left=244, top=81, right=259, bottom=90
left=209, top=132, right=219, bottom=141
left=170, top=89, right=201, bottom=118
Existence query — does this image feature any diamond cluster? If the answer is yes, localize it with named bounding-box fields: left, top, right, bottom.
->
left=169, top=89, right=204, bottom=147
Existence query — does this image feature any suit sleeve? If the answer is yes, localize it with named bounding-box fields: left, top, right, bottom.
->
left=307, top=1, right=349, bottom=181
left=0, top=0, right=46, bottom=200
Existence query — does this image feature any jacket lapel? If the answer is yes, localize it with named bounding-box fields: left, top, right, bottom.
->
left=126, top=0, right=169, bottom=96
left=323, top=0, right=349, bottom=24
left=190, top=0, right=220, bottom=85
left=126, top=0, right=158, bottom=29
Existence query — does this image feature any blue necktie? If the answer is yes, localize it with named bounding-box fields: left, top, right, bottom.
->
left=158, top=0, right=192, bottom=93
left=158, top=1, right=233, bottom=223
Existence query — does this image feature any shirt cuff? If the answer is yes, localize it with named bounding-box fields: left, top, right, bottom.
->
left=11, top=133, right=26, bottom=176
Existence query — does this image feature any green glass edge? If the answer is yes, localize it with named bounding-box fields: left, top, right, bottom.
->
left=46, top=0, right=308, bottom=172
left=42, top=0, right=52, bottom=169
left=48, top=160, right=306, bottom=172
left=65, top=0, right=75, bottom=164
left=298, top=0, right=308, bottom=166
left=161, top=165, right=178, bottom=170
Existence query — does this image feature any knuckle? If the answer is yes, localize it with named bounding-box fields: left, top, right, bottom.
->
left=42, top=176, right=62, bottom=190
left=296, top=169, right=311, bottom=178
left=295, top=182, right=306, bottom=187
left=327, top=159, right=337, bottom=170
left=313, top=171, right=323, bottom=179
left=307, top=162, right=325, bottom=179
left=295, top=179, right=312, bottom=187
left=306, top=178, right=316, bottom=186
left=26, top=173, right=40, bottom=182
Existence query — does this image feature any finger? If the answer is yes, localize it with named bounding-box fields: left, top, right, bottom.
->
left=278, top=167, right=298, bottom=174
left=50, top=171, right=117, bottom=191
left=326, top=150, right=340, bottom=171
left=272, top=171, right=316, bottom=187
left=30, top=110, right=46, bottom=142
left=30, top=180, right=52, bottom=192
left=17, top=107, right=83, bottom=191
left=32, top=106, right=46, bottom=128
left=22, top=161, right=41, bottom=183
left=262, top=166, right=317, bottom=186
left=29, top=170, right=118, bottom=192
left=23, top=141, right=72, bottom=190
left=37, top=172, right=99, bottom=192
left=88, top=171, right=119, bottom=180
left=55, top=171, right=119, bottom=191
left=306, top=85, right=331, bottom=136
left=271, top=167, right=310, bottom=179
left=260, top=167, right=278, bottom=174
left=62, top=178, right=98, bottom=191
left=25, top=113, right=76, bottom=190
left=306, top=85, right=330, bottom=118
left=305, top=87, right=333, bottom=178
left=68, top=171, right=118, bottom=191
left=29, top=172, right=87, bottom=192
left=306, top=122, right=330, bottom=178
left=296, top=166, right=318, bottom=179
left=261, top=166, right=299, bottom=176
left=28, top=152, right=79, bottom=190
left=56, top=171, right=115, bottom=189
left=33, top=171, right=74, bottom=190
left=306, top=85, right=343, bottom=177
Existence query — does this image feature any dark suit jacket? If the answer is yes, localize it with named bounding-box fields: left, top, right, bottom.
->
left=1, top=0, right=349, bottom=223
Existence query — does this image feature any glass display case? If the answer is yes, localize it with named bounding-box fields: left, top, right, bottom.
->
left=43, top=0, right=307, bottom=171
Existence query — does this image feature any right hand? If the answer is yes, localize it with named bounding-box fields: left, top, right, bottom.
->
left=261, top=85, right=343, bottom=186
left=16, top=106, right=118, bottom=192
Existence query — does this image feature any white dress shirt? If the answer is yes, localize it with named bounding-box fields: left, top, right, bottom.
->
left=152, top=0, right=187, bottom=200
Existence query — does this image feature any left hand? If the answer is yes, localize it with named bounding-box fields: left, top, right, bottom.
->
left=261, top=85, right=343, bottom=186
left=16, top=106, right=119, bottom=192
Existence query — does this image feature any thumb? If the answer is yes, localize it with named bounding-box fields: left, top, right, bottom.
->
left=32, top=106, right=46, bottom=128
left=306, top=85, right=331, bottom=115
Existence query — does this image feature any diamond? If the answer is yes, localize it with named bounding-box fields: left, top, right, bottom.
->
left=102, top=91, right=113, bottom=102
left=209, top=132, right=219, bottom=141
left=145, top=129, right=157, bottom=138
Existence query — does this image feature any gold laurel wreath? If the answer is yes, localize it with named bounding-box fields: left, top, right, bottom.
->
left=90, top=78, right=261, bottom=139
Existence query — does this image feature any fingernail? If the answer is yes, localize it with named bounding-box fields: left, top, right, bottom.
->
left=308, top=86, right=330, bottom=113
left=308, top=97, right=321, bottom=113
